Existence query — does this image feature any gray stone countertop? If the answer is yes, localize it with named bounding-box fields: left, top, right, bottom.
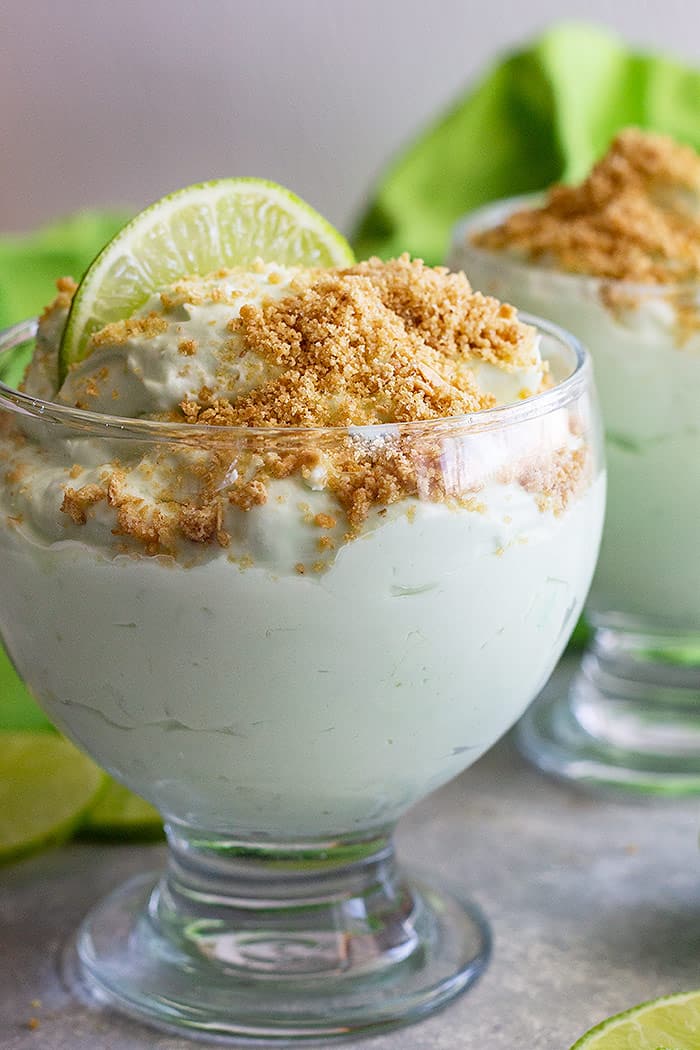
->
left=3, top=661, right=700, bottom=1049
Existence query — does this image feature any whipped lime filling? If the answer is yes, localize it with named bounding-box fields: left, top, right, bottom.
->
left=13, top=263, right=554, bottom=568
left=31, top=264, right=548, bottom=414
left=2, top=478, right=603, bottom=836
left=0, top=263, right=603, bottom=835
left=453, top=230, right=700, bottom=627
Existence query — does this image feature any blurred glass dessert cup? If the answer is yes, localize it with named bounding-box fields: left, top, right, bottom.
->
left=0, top=251, right=603, bottom=1041
left=451, top=129, right=700, bottom=796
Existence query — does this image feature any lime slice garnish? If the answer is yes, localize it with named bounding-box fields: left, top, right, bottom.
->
left=59, top=177, right=355, bottom=378
left=0, top=732, right=105, bottom=863
left=82, top=778, right=163, bottom=840
left=571, top=990, right=700, bottom=1049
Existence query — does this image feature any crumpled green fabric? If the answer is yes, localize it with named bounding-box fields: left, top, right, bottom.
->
left=0, top=209, right=129, bottom=730
left=352, top=22, right=700, bottom=264
left=0, top=210, right=130, bottom=328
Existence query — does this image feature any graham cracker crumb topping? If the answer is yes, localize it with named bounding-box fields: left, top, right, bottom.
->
left=60, top=483, right=105, bottom=525
left=179, top=255, right=536, bottom=428
left=9, top=257, right=588, bottom=562
left=473, top=128, right=700, bottom=283
left=38, top=276, right=77, bottom=324
left=88, top=313, right=169, bottom=350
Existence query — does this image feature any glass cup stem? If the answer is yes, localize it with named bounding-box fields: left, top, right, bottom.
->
left=518, top=617, right=700, bottom=795
left=156, top=825, right=418, bottom=978
left=69, top=821, right=490, bottom=1041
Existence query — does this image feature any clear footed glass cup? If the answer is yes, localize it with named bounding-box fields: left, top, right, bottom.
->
left=0, top=316, right=603, bottom=1042
left=452, top=197, right=700, bottom=797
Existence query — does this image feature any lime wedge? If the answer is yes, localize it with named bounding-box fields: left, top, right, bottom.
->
left=60, top=178, right=355, bottom=377
left=571, top=990, right=700, bottom=1049
left=82, top=778, right=163, bottom=840
left=0, top=732, right=105, bottom=863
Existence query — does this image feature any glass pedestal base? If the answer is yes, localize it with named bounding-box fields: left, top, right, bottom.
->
left=518, top=620, right=700, bottom=797
left=64, top=831, right=489, bottom=1044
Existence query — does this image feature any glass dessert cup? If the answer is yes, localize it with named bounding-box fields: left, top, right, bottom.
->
left=0, top=316, right=603, bottom=1043
left=453, top=197, right=700, bottom=797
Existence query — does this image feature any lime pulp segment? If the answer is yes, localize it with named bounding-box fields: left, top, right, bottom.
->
left=571, top=990, right=700, bottom=1049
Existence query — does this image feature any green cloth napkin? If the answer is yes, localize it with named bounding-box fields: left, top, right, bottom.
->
left=0, top=209, right=129, bottom=730
left=352, top=22, right=700, bottom=265
left=0, top=210, right=130, bottom=328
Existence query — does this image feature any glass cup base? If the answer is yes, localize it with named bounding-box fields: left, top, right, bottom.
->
left=62, top=833, right=490, bottom=1044
left=517, top=620, right=700, bottom=797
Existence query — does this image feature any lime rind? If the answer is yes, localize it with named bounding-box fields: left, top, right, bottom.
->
left=60, top=178, right=354, bottom=378
left=571, top=990, right=700, bottom=1049
left=0, top=732, right=106, bottom=863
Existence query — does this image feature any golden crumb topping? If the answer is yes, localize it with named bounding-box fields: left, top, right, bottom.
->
left=88, top=312, right=169, bottom=350
left=60, top=483, right=105, bottom=525
left=180, top=255, right=536, bottom=428
left=157, top=264, right=294, bottom=310
left=6, top=256, right=587, bottom=561
left=39, top=276, right=77, bottom=323
left=473, top=128, right=700, bottom=283
left=520, top=447, right=587, bottom=515
left=53, top=432, right=588, bottom=556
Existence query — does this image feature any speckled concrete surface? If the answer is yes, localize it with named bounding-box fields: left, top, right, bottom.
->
left=3, top=662, right=700, bottom=1049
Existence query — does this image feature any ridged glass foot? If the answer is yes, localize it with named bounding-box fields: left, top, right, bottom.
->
left=518, top=620, right=700, bottom=796
left=63, top=829, right=490, bottom=1044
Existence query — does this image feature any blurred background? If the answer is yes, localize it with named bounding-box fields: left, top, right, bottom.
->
left=2, top=0, right=700, bottom=236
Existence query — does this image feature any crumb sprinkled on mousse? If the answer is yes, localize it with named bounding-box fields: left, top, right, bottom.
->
left=4, top=255, right=586, bottom=559
left=40, top=276, right=77, bottom=321
left=60, top=483, right=105, bottom=525
left=90, top=313, right=169, bottom=348
left=473, top=128, right=700, bottom=283
left=180, top=256, right=538, bottom=428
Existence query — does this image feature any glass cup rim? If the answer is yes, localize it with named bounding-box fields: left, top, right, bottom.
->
left=453, top=193, right=700, bottom=298
left=0, top=313, right=590, bottom=443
